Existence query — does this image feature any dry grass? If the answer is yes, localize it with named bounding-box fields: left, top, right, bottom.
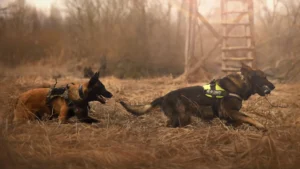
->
left=0, top=72, right=300, bottom=169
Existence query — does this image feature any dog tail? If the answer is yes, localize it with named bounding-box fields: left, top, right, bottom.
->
left=120, top=97, right=163, bottom=116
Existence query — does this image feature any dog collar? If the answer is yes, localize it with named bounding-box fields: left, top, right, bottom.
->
left=78, top=85, right=85, bottom=99
left=228, top=93, right=242, bottom=100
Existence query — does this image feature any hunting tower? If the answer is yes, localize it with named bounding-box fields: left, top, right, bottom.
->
left=221, top=0, right=255, bottom=73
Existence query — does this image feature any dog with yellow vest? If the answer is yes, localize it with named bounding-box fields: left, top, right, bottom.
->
left=120, top=63, right=275, bottom=131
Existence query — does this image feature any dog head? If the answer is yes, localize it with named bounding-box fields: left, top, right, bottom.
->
left=83, top=72, right=113, bottom=104
left=68, top=72, right=113, bottom=104
left=241, top=63, right=275, bottom=96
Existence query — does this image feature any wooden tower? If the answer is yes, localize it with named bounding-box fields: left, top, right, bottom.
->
left=221, top=0, right=255, bottom=73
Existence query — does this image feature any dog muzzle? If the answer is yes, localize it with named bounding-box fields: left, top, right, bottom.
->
left=262, top=85, right=271, bottom=94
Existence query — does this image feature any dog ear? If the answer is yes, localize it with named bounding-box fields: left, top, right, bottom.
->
left=240, top=63, right=253, bottom=76
left=88, top=72, right=99, bottom=87
left=94, top=71, right=100, bottom=78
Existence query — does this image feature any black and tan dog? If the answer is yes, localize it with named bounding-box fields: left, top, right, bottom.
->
left=120, top=64, right=275, bottom=131
left=13, top=72, right=112, bottom=123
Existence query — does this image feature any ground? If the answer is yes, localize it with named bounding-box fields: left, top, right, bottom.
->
left=0, top=75, right=300, bottom=169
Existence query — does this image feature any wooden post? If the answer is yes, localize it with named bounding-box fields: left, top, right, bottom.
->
left=184, top=0, right=191, bottom=74
left=184, top=0, right=197, bottom=74
left=248, top=0, right=256, bottom=68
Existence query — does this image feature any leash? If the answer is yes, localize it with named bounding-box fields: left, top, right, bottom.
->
left=254, top=84, right=287, bottom=108
left=52, top=78, right=58, bottom=89
left=263, top=96, right=288, bottom=108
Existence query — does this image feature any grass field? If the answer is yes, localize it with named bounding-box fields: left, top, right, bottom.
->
left=0, top=74, right=300, bottom=169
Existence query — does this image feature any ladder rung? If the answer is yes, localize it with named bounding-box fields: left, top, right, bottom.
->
left=222, top=57, right=254, bottom=61
left=222, top=47, right=254, bottom=51
left=222, top=22, right=250, bottom=26
left=223, top=35, right=252, bottom=39
left=222, top=68, right=241, bottom=72
left=222, top=11, right=249, bottom=15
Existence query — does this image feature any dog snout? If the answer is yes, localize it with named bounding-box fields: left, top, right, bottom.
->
left=104, top=91, right=113, bottom=98
left=269, top=84, right=275, bottom=90
left=263, top=85, right=271, bottom=94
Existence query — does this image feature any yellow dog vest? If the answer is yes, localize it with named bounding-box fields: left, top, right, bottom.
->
left=203, top=83, right=226, bottom=99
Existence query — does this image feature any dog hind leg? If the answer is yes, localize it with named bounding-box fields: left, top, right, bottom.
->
left=162, top=101, right=191, bottom=127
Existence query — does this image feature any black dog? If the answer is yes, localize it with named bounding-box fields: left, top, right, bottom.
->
left=120, top=64, right=275, bottom=131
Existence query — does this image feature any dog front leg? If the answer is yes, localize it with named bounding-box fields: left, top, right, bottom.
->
left=230, top=111, right=267, bottom=131
left=58, top=106, right=69, bottom=124
left=75, top=109, right=99, bottom=123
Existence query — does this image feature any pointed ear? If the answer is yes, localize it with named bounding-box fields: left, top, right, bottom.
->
left=88, top=72, right=99, bottom=87
left=240, top=63, right=253, bottom=75
left=95, top=71, right=100, bottom=78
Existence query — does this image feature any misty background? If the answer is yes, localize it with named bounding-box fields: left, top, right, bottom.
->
left=0, top=0, right=299, bottom=81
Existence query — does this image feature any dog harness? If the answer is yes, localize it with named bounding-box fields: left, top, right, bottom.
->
left=46, top=84, right=90, bottom=116
left=46, top=87, right=69, bottom=104
left=203, top=80, right=242, bottom=100
left=78, top=85, right=85, bottom=99
left=46, top=85, right=79, bottom=110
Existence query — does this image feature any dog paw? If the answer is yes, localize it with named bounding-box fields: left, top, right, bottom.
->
left=257, top=125, right=268, bottom=132
left=58, top=119, right=68, bottom=125
left=262, top=127, right=268, bottom=132
left=79, top=117, right=100, bottom=124
left=119, top=101, right=126, bottom=106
